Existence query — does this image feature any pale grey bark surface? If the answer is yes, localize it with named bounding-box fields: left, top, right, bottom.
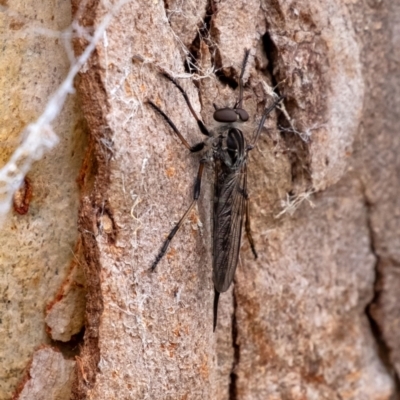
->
left=3, top=0, right=400, bottom=399
left=0, top=1, right=85, bottom=398
left=71, top=0, right=400, bottom=399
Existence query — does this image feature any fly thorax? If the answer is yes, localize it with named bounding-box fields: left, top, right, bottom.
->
left=221, top=128, right=245, bottom=168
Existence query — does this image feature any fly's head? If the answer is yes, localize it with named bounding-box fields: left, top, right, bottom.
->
left=213, top=106, right=249, bottom=124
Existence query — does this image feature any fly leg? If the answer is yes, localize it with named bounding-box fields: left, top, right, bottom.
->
left=151, top=160, right=206, bottom=271
left=248, top=96, right=285, bottom=149
left=148, top=101, right=205, bottom=152
left=159, top=73, right=211, bottom=137
left=235, top=49, right=251, bottom=109
left=244, top=192, right=258, bottom=259
left=241, top=163, right=257, bottom=259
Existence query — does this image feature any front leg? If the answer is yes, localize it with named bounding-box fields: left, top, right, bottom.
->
left=148, top=101, right=205, bottom=153
left=151, top=160, right=206, bottom=271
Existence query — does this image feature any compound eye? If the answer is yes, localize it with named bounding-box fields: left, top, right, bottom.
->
left=213, top=108, right=237, bottom=123
left=235, top=108, right=249, bottom=122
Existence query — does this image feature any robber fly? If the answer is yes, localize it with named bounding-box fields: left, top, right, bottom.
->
left=148, top=50, right=283, bottom=331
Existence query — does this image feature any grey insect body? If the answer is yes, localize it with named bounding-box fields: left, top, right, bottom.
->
left=148, top=50, right=283, bottom=331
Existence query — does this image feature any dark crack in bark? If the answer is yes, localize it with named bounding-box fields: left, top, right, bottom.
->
left=262, top=30, right=312, bottom=193
left=49, top=328, right=85, bottom=359
left=262, top=32, right=279, bottom=90
left=182, top=0, right=216, bottom=75
left=363, top=193, right=400, bottom=400
left=162, top=0, right=169, bottom=16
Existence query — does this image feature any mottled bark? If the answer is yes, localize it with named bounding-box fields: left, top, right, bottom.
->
left=70, top=0, right=400, bottom=399
left=3, top=0, right=400, bottom=399
left=68, top=0, right=400, bottom=399
left=0, top=1, right=85, bottom=399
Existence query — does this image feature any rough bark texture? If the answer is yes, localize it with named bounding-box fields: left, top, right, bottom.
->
left=359, top=0, right=400, bottom=387
left=0, top=1, right=85, bottom=399
left=13, top=347, right=76, bottom=400
left=3, top=0, right=400, bottom=399
left=69, top=0, right=400, bottom=399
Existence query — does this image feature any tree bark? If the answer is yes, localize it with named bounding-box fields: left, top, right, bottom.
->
left=4, top=0, right=400, bottom=399
left=70, top=0, right=400, bottom=398
left=0, top=1, right=86, bottom=399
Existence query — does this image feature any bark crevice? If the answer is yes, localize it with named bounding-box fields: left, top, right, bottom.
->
left=261, top=31, right=279, bottom=90
left=262, top=10, right=316, bottom=192
left=70, top=1, right=114, bottom=394
left=49, top=328, right=85, bottom=359
left=173, top=0, right=216, bottom=75
left=363, top=192, right=400, bottom=399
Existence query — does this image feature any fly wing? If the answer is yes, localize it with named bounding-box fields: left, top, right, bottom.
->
left=212, top=161, right=247, bottom=293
